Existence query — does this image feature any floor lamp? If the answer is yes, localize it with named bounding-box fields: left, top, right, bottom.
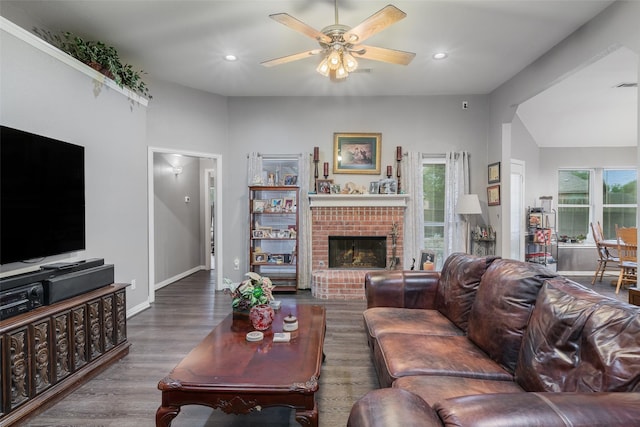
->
left=456, top=194, right=482, bottom=254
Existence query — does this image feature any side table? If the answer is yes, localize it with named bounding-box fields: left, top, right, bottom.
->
left=629, top=287, right=640, bottom=306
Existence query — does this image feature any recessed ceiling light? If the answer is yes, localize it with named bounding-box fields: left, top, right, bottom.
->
left=432, top=52, right=448, bottom=60
left=224, top=54, right=238, bottom=62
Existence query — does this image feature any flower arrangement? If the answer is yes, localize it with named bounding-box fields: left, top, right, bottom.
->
left=224, top=272, right=274, bottom=311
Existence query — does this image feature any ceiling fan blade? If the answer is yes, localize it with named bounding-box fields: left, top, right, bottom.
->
left=269, top=13, right=332, bottom=44
left=351, top=45, right=415, bottom=65
left=343, top=5, right=407, bottom=44
left=261, top=49, right=323, bottom=67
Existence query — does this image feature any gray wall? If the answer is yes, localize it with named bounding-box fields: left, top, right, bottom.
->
left=153, top=153, right=202, bottom=284
left=0, top=24, right=149, bottom=311
left=223, top=95, right=490, bottom=281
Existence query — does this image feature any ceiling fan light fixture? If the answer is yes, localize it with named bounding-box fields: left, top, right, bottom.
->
left=316, top=58, right=331, bottom=76
left=328, top=50, right=342, bottom=69
left=336, top=64, right=348, bottom=79
left=343, top=52, right=358, bottom=72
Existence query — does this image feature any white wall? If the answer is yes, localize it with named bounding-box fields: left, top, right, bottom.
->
left=0, top=22, right=149, bottom=312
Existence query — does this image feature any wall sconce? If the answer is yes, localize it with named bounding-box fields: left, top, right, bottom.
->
left=173, top=166, right=183, bottom=175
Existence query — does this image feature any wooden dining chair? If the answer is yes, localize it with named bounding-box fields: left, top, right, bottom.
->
left=615, top=225, right=637, bottom=294
left=590, top=222, right=619, bottom=285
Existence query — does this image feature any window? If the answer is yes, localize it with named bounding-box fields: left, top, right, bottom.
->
left=558, top=168, right=637, bottom=240
left=603, top=169, right=637, bottom=238
left=558, top=170, right=591, bottom=239
left=423, top=159, right=445, bottom=267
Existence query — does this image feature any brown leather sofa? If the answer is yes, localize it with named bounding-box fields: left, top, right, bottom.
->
left=348, top=253, right=640, bottom=427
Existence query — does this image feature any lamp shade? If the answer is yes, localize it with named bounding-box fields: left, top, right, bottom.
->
left=456, top=194, right=482, bottom=215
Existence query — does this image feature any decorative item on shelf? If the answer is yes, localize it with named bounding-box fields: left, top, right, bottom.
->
left=386, top=165, right=392, bottom=178
left=396, top=146, right=402, bottom=194
left=249, top=304, right=275, bottom=331
left=387, top=222, right=399, bottom=270
left=33, top=28, right=152, bottom=99
left=341, top=181, right=367, bottom=194
left=283, top=313, right=299, bottom=331
left=420, top=250, right=436, bottom=270
left=316, top=178, right=333, bottom=194
left=224, top=272, right=274, bottom=314
left=379, top=178, right=397, bottom=194
left=313, top=147, right=319, bottom=192
left=323, top=161, right=329, bottom=179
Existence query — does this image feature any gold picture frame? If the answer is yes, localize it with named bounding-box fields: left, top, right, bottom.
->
left=487, top=185, right=501, bottom=206
left=333, top=132, right=381, bottom=174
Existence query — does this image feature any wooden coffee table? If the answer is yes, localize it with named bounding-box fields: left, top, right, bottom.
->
left=156, top=302, right=326, bottom=426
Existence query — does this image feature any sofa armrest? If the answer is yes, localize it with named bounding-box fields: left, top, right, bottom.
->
left=365, top=270, right=440, bottom=309
left=348, top=389, right=443, bottom=427
left=434, top=392, right=640, bottom=427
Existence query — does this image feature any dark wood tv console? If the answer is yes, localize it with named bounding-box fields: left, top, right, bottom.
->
left=0, top=283, right=129, bottom=426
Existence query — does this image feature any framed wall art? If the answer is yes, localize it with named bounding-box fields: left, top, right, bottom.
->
left=487, top=185, right=501, bottom=206
left=333, top=132, right=381, bottom=174
left=488, top=162, right=501, bottom=184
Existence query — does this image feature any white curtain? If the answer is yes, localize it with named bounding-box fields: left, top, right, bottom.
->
left=402, top=152, right=424, bottom=270
left=296, top=153, right=312, bottom=289
left=444, top=151, right=470, bottom=255
left=247, top=152, right=263, bottom=185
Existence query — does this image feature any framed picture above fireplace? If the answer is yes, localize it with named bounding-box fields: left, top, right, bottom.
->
left=333, top=132, right=381, bottom=174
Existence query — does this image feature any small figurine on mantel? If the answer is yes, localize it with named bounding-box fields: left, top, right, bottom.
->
left=341, top=182, right=367, bottom=194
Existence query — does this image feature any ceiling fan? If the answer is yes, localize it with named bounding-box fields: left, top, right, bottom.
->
left=261, top=1, right=416, bottom=81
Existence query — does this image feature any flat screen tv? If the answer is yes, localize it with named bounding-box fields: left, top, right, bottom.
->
left=1, top=125, right=85, bottom=265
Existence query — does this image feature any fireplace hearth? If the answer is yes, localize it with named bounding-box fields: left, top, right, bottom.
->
left=329, top=236, right=386, bottom=269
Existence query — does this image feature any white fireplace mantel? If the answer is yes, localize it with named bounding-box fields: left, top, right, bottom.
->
left=309, top=194, right=409, bottom=208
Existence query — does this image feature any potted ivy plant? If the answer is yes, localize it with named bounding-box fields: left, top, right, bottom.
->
left=34, top=28, right=151, bottom=99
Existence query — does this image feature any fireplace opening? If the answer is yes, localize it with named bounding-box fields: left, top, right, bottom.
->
left=329, top=236, right=386, bottom=269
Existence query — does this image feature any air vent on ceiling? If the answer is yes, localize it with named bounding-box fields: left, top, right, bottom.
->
left=615, top=82, right=638, bottom=88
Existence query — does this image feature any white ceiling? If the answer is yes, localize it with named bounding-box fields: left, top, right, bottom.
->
left=1, top=0, right=637, bottom=147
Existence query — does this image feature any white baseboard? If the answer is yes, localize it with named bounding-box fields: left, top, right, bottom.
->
left=127, top=300, right=151, bottom=318
left=559, top=270, right=618, bottom=277
left=154, top=265, right=205, bottom=291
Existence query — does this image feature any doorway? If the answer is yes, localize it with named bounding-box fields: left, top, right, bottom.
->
left=148, top=147, right=223, bottom=304
left=510, top=160, right=525, bottom=260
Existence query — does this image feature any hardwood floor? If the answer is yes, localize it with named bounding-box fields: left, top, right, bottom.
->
left=19, top=270, right=375, bottom=427
left=18, top=269, right=631, bottom=426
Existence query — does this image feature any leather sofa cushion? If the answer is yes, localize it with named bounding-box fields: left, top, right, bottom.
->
left=347, top=388, right=442, bottom=427
left=363, top=307, right=463, bottom=351
left=517, top=278, right=640, bottom=392
left=374, top=333, right=512, bottom=388
left=467, top=259, right=557, bottom=374
left=434, top=392, right=640, bottom=427
left=434, top=253, right=499, bottom=332
left=393, top=375, right=523, bottom=406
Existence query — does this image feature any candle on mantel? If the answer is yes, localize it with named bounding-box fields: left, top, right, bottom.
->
left=396, top=146, right=402, bottom=161
left=313, top=147, right=319, bottom=161
left=387, top=165, right=392, bottom=177
left=323, top=162, right=329, bottom=176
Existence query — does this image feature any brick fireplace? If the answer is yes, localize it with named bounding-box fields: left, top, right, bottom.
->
left=309, top=194, right=408, bottom=300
